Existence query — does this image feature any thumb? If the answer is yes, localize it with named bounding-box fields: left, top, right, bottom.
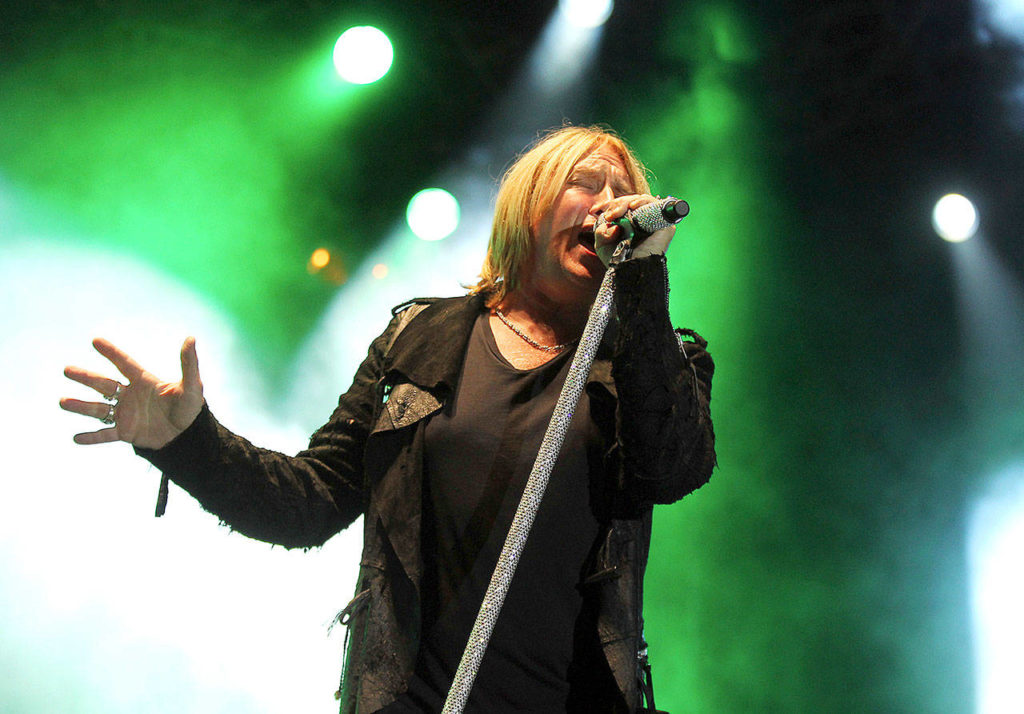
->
left=180, top=337, right=202, bottom=393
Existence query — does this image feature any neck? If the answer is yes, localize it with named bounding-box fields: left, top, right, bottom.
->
left=497, top=282, right=594, bottom=347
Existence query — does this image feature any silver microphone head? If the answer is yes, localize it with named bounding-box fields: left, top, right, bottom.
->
left=630, top=197, right=684, bottom=236
left=595, top=197, right=688, bottom=240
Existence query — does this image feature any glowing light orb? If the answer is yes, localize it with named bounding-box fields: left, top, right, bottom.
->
left=558, top=0, right=614, bottom=28
left=306, top=247, right=347, bottom=284
left=372, top=263, right=389, bottom=280
left=932, top=193, right=979, bottom=243
left=406, top=188, right=460, bottom=241
left=309, top=248, right=331, bottom=271
left=333, top=26, right=393, bottom=84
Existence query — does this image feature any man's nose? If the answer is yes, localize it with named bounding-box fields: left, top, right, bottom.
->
left=590, top=185, right=615, bottom=214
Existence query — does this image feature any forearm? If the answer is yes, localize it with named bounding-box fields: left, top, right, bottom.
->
left=612, top=254, right=716, bottom=504
left=134, top=320, right=397, bottom=548
left=136, top=403, right=366, bottom=548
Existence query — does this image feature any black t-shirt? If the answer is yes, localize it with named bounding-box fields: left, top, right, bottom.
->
left=379, top=312, right=603, bottom=713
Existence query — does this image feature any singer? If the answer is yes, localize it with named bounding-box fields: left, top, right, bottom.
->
left=60, top=125, right=716, bottom=713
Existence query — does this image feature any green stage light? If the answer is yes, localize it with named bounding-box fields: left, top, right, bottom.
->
left=406, top=188, right=460, bottom=241
left=333, top=26, right=393, bottom=84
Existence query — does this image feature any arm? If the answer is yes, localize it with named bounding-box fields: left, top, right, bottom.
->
left=611, top=254, right=716, bottom=504
left=133, top=320, right=400, bottom=549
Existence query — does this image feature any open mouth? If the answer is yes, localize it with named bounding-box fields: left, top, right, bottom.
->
left=578, top=228, right=596, bottom=253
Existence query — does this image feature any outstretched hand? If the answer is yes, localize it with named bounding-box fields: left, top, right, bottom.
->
left=60, top=337, right=205, bottom=450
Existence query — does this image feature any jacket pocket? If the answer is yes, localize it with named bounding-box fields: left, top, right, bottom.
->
left=371, top=381, right=442, bottom=434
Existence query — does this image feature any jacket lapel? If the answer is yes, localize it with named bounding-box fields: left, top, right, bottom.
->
left=385, top=294, right=485, bottom=392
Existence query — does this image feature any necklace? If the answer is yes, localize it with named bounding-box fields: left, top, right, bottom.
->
left=494, top=308, right=576, bottom=352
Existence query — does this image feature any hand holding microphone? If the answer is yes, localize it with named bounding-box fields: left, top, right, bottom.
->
left=595, top=196, right=689, bottom=265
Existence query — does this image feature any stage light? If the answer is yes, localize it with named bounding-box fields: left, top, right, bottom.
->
left=970, top=467, right=1024, bottom=714
left=308, top=248, right=331, bottom=271
left=333, top=26, right=393, bottom=84
left=306, top=247, right=347, bottom=284
left=372, top=263, right=389, bottom=279
left=406, top=188, right=460, bottom=241
left=559, top=0, right=614, bottom=28
left=933, top=193, right=979, bottom=242
left=975, top=0, right=1024, bottom=42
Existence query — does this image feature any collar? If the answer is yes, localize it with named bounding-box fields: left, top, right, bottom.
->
left=385, top=293, right=486, bottom=392
left=384, top=291, right=618, bottom=398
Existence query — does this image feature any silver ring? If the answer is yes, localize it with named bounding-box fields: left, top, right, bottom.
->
left=101, top=403, right=117, bottom=425
left=104, top=383, right=124, bottom=402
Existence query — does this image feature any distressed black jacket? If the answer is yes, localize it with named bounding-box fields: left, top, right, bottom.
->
left=138, top=255, right=716, bottom=713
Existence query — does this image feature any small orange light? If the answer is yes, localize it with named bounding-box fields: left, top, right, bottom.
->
left=372, top=263, right=389, bottom=279
left=309, top=248, right=331, bottom=271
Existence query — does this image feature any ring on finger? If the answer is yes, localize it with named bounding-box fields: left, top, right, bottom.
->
left=101, top=402, right=117, bottom=425
left=104, top=383, right=124, bottom=402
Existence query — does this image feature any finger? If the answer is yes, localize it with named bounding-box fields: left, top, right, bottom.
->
left=92, top=338, right=145, bottom=382
left=603, top=202, right=630, bottom=221
left=605, top=194, right=648, bottom=221
left=63, top=365, right=123, bottom=397
left=73, top=427, right=121, bottom=445
left=180, top=337, right=201, bottom=391
left=595, top=220, right=620, bottom=244
left=60, top=397, right=115, bottom=420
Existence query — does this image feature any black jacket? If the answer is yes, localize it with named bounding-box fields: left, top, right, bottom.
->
left=138, top=255, right=716, bottom=713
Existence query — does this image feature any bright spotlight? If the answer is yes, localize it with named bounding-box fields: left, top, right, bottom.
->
left=333, top=26, right=393, bottom=84
left=970, top=467, right=1024, bottom=714
left=559, top=0, right=614, bottom=28
left=406, top=188, right=460, bottom=241
left=933, top=193, right=979, bottom=243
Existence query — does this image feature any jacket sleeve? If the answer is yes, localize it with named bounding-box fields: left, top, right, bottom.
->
left=611, top=254, right=716, bottom=504
left=134, top=316, right=402, bottom=549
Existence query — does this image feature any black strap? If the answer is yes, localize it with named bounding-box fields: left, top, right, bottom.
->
left=639, top=648, right=669, bottom=714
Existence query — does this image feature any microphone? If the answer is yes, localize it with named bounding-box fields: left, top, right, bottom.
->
left=598, top=196, right=690, bottom=243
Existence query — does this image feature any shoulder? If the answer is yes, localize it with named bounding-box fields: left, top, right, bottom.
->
left=390, top=297, right=441, bottom=317
left=383, top=294, right=485, bottom=388
left=382, top=294, right=482, bottom=350
left=390, top=294, right=484, bottom=322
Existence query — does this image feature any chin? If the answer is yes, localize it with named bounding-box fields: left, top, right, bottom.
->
left=562, top=265, right=604, bottom=297
left=574, top=255, right=607, bottom=282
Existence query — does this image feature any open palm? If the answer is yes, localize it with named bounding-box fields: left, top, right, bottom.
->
left=61, top=337, right=205, bottom=450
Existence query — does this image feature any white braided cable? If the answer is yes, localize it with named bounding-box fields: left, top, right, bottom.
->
left=441, top=266, right=618, bottom=714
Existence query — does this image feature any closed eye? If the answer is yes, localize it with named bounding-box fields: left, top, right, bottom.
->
left=567, top=176, right=599, bottom=191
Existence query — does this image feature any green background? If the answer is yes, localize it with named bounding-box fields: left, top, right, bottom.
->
left=4, top=0, right=1023, bottom=712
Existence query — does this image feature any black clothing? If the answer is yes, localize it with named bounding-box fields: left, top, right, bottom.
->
left=382, top=313, right=601, bottom=712
left=137, top=255, right=716, bottom=713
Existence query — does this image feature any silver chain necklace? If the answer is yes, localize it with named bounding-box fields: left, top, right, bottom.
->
left=494, top=308, right=576, bottom=352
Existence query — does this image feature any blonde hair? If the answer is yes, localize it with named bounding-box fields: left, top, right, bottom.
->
left=470, top=125, right=650, bottom=307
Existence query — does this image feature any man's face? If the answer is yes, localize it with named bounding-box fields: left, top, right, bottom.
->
left=527, top=146, right=633, bottom=303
